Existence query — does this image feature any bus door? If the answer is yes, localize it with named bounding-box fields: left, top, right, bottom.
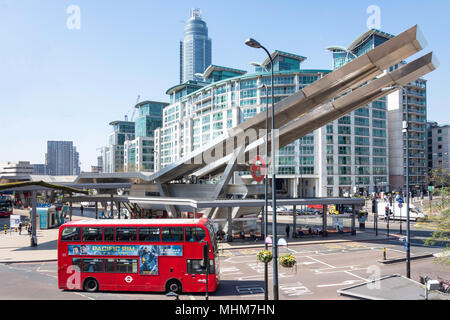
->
left=183, top=226, right=211, bottom=292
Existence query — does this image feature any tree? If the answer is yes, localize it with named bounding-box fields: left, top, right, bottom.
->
left=424, top=209, right=450, bottom=268
left=427, top=166, right=450, bottom=210
left=428, top=166, right=450, bottom=189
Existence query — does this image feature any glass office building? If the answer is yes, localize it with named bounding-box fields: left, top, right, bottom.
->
left=102, top=121, right=135, bottom=173
left=124, top=101, right=167, bottom=172
left=180, top=9, right=212, bottom=84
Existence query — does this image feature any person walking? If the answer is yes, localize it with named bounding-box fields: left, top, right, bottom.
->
left=80, top=204, right=84, bottom=216
left=285, top=224, right=290, bottom=238
left=18, top=222, right=22, bottom=235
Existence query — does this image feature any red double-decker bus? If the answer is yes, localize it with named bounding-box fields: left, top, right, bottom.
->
left=0, top=196, right=13, bottom=218
left=58, top=218, right=219, bottom=294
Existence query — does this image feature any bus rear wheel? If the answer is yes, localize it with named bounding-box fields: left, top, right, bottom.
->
left=166, top=279, right=182, bottom=294
left=83, top=278, right=99, bottom=292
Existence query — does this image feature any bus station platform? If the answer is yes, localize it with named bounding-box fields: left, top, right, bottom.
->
left=0, top=209, right=442, bottom=264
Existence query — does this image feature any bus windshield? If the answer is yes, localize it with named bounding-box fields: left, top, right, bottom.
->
left=205, top=220, right=217, bottom=253
left=0, top=198, right=12, bottom=212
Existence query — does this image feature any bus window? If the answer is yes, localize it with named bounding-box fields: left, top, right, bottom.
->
left=139, top=227, right=160, bottom=242
left=61, top=227, right=81, bottom=241
left=116, top=259, right=137, bottom=273
left=82, top=227, right=103, bottom=241
left=187, top=259, right=214, bottom=274
left=82, top=259, right=104, bottom=273
left=104, top=227, right=115, bottom=241
left=161, top=227, right=183, bottom=242
left=104, top=259, right=115, bottom=273
left=185, top=227, right=206, bottom=242
left=72, top=258, right=82, bottom=270
left=116, top=228, right=137, bottom=242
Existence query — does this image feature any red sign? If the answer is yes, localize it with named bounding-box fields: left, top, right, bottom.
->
left=251, top=156, right=266, bottom=182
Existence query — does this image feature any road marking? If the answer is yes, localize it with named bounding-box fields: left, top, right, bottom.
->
left=237, top=272, right=293, bottom=281
left=316, top=280, right=360, bottom=288
left=306, top=256, right=335, bottom=268
left=301, top=261, right=317, bottom=265
left=220, top=266, right=240, bottom=273
left=72, top=291, right=95, bottom=300
left=280, top=282, right=312, bottom=296
left=344, top=270, right=370, bottom=282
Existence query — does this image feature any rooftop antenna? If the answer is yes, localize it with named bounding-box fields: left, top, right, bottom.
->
left=191, top=8, right=202, bottom=19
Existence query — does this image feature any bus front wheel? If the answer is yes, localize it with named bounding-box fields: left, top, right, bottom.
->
left=83, top=278, right=99, bottom=292
left=166, top=279, right=182, bottom=294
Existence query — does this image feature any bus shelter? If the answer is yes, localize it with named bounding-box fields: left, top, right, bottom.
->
left=0, top=181, right=88, bottom=247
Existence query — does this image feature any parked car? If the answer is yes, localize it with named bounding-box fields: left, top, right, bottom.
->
left=297, top=207, right=320, bottom=215
left=276, top=206, right=288, bottom=214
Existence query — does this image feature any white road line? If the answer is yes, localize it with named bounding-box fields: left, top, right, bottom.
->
left=344, top=270, right=370, bottom=282
left=306, top=256, right=335, bottom=268
left=189, top=295, right=196, bottom=300
left=72, top=291, right=95, bottom=300
left=316, top=280, right=360, bottom=288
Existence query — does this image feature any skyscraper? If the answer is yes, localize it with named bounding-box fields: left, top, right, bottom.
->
left=46, top=141, right=80, bottom=176
left=180, top=9, right=212, bottom=84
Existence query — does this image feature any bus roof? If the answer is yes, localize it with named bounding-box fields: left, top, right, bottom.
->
left=62, top=219, right=208, bottom=227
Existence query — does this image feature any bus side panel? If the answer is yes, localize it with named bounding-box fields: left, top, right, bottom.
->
left=157, top=256, right=186, bottom=291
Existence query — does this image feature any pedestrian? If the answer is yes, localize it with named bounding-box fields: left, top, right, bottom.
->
left=285, top=224, right=290, bottom=238
left=28, top=224, right=32, bottom=235
left=80, top=204, right=84, bottom=216
left=18, top=222, right=22, bottom=235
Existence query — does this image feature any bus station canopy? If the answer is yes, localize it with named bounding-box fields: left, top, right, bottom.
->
left=0, top=181, right=88, bottom=194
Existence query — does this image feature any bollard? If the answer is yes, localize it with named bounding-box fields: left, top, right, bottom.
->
left=383, top=248, right=387, bottom=260
left=4, top=225, right=7, bottom=235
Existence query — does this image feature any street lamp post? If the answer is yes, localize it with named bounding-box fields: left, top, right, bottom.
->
left=403, top=88, right=411, bottom=279
left=382, top=85, right=411, bottom=278
left=259, top=83, right=270, bottom=301
left=246, top=38, right=279, bottom=300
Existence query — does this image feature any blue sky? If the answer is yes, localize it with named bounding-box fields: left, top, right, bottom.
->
left=0, top=0, right=449, bottom=171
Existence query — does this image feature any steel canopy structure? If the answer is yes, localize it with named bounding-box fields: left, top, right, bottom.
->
left=150, top=25, right=432, bottom=185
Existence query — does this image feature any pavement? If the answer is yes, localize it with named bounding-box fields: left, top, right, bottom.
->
left=0, top=209, right=445, bottom=264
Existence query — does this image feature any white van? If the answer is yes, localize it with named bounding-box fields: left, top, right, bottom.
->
left=377, top=201, right=426, bottom=221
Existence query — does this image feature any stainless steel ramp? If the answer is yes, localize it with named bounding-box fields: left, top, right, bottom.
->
left=338, top=274, right=450, bottom=300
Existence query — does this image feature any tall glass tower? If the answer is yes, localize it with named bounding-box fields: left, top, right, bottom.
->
left=180, top=9, right=212, bottom=83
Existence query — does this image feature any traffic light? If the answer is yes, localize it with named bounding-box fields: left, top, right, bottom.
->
left=385, top=207, right=389, bottom=216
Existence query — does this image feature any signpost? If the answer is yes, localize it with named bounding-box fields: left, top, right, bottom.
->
left=250, top=156, right=266, bottom=182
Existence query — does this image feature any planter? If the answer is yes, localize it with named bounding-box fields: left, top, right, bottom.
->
left=278, top=254, right=296, bottom=268
left=257, top=249, right=273, bottom=263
